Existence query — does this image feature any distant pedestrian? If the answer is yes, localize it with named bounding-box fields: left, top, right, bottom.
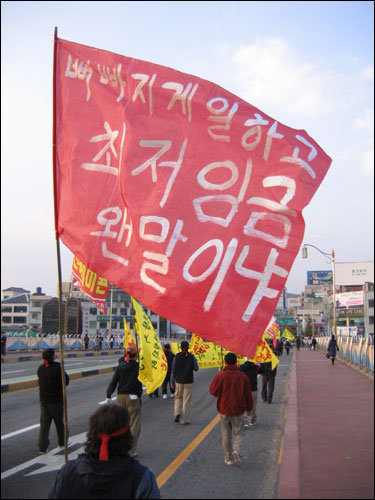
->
left=83, top=334, right=89, bottom=351
left=327, top=334, right=339, bottom=365
left=209, top=352, right=253, bottom=467
left=276, top=338, right=283, bottom=356
left=95, top=335, right=100, bottom=352
left=161, top=343, right=175, bottom=399
left=239, top=359, right=259, bottom=426
left=311, top=337, right=317, bottom=351
left=1, top=332, right=7, bottom=357
left=48, top=403, right=160, bottom=499
left=106, top=345, right=143, bottom=457
left=37, top=348, right=70, bottom=454
left=259, top=360, right=277, bottom=404
left=170, top=341, right=199, bottom=425
left=99, top=335, right=103, bottom=351
left=285, top=339, right=292, bottom=355
left=110, top=334, right=115, bottom=350
left=296, top=336, right=301, bottom=350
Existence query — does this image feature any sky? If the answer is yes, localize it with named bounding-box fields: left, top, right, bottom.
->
left=1, top=0, right=374, bottom=299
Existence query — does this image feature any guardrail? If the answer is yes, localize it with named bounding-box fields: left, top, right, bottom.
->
left=316, top=335, right=374, bottom=377
left=3, top=336, right=122, bottom=352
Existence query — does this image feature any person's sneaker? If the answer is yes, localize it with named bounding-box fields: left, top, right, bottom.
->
left=39, top=450, right=49, bottom=455
left=171, top=393, right=176, bottom=398
left=163, top=394, right=168, bottom=399
left=244, top=423, right=249, bottom=429
left=224, top=458, right=233, bottom=465
left=249, top=422, right=257, bottom=426
left=232, top=451, right=241, bottom=467
left=132, top=452, right=138, bottom=457
left=174, top=414, right=181, bottom=423
left=181, top=420, right=191, bottom=425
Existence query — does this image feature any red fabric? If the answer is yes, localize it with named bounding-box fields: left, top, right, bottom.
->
left=98, top=424, right=129, bottom=461
left=71, top=255, right=110, bottom=314
left=54, top=37, right=332, bottom=357
left=209, top=366, right=253, bottom=416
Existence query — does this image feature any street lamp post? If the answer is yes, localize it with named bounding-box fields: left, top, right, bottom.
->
left=302, top=244, right=336, bottom=338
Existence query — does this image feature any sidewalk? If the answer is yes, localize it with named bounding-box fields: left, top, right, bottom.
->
left=278, top=347, right=374, bottom=499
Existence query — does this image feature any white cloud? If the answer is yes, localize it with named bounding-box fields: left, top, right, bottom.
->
left=361, top=148, right=374, bottom=176
left=229, top=36, right=338, bottom=118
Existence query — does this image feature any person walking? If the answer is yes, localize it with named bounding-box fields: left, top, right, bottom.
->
left=311, top=336, right=317, bottom=351
left=327, top=334, right=339, bottom=365
left=48, top=403, right=160, bottom=499
left=239, top=358, right=259, bottom=427
left=83, top=334, right=89, bottom=351
left=37, top=348, right=70, bottom=454
left=161, top=343, right=175, bottom=399
left=170, top=340, right=199, bottom=425
left=296, top=336, right=301, bottom=350
left=284, top=339, right=292, bottom=356
left=259, top=360, right=277, bottom=404
left=106, top=345, right=143, bottom=457
left=209, top=352, right=253, bottom=467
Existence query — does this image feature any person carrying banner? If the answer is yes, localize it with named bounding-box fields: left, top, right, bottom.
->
left=37, top=348, right=70, bottom=454
left=170, top=340, right=199, bottom=424
left=209, top=352, right=252, bottom=467
left=48, top=403, right=160, bottom=499
left=239, top=359, right=259, bottom=427
left=161, top=343, right=175, bottom=399
left=106, top=345, right=143, bottom=457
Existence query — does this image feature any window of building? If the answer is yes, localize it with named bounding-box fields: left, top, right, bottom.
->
left=14, top=306, right=27, bottom=313
left=32, top=313, right=39, bottom=319
left=2, top=316, right=12, bottom=323
left=32, top=302, right=42, bottom=308
left=13, top=317, right=27, bottom=324
left=89, top=321, right=97, bottom=329
left=120, top=308, right=127, bottom=315
left=99, top=322, right=107, bottom=328
left=368, top=299, right=374, bottom=308
left=89, top=308, right=97, bottom=315
left=369, top=316, right=374, bottom=325
left=1, top=306, right=12, bottom=313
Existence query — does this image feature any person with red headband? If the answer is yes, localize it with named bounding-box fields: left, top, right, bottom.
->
left=170, top=340, right=199, bottom=425
left=37, top=348, right=70, bottom=454
left=106, top=345, right=143, bottom=457
left=209, top=352, right=253, bottom=467
left=48, top=404, right=160, bottom=499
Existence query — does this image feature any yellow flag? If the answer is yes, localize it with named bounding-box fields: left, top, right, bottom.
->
left=170, top=341, right=181, bottom=355
left=131, top=297, right=167, bottom=394
left=250, top=338, right=279, bottom=370
left=282, top=328, right=296, bottom=341
left=190, top=334, right=245, bottom=369
left=123, top=316, right=137, bottom=350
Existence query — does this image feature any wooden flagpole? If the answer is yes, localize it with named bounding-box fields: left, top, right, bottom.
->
left=53, top=26, right=69, bottom=463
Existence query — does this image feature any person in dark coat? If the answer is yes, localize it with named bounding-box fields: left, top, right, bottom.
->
left=311, top=337, right=317, bottom=350
left=170, top=340, right=199, bottom=425
left=210, top=352, right=253, bottom=467
left=37, top=348, right=70, bottom=454
left=327, top=334, right=339, bottom=365
left=48, top=404, right=160, bottom=499
left=259, top=360, right=277, bottom=404
left=239, top=359, right=259, bottom=426
left=106, top=345, right=143, bottom=456
left=284, top=339, right=292, bottom=355
left=161, top=343, right=175, bottom=399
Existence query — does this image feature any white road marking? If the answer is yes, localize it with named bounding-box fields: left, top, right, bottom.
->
left=1, top=370, right=26, bottom=375
left=1, top=424, right=40, bottom=440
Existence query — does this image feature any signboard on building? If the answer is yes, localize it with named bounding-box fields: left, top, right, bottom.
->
left=307, top=270, right=333, bottom=285
left=277, top=317, right=296, bottom=325
left=335, top=291, right=364, bottom=307
left=335, top=262, right=374, bottom=286
left=338, top=307, right=364, bottom=317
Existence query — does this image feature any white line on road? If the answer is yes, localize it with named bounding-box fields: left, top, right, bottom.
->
left=1, top=424, right=40, bottom=440
left=1, top=370, right=26, bottom=375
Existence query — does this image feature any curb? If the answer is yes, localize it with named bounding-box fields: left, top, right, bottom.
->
left=1, top=366, right=116, bottom=394
left=277, top=352, right=300, bottom=499
left=1, top=350, right=123, bottom=364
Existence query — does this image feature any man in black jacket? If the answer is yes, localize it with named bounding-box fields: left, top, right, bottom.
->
left=37, top=348, right=69, bottom=454
left=170, top=341, right=199, bottom=425
left=239, top=359, right=259, bottom=426
left=106, top=345, right=143, bottom=456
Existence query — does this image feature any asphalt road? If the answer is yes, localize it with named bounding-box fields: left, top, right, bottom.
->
left=1, top=354, right=293, bottom=499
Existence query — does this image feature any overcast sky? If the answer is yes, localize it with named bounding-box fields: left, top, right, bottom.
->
left=1, top=1, right=374, bottom=298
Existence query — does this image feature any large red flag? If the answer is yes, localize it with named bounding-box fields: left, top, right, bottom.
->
left=53, top=36, right=332, bottom=357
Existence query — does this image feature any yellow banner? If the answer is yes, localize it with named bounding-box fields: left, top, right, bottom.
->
left=251, top=338, right=279, bottom=370
left=282, top=328, right=296, bottom=341
left=131, top=297, right=167, bottom=394
left=123, top=316, right=137, bottom=350
left=190, top=334, right=245, bottom=369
